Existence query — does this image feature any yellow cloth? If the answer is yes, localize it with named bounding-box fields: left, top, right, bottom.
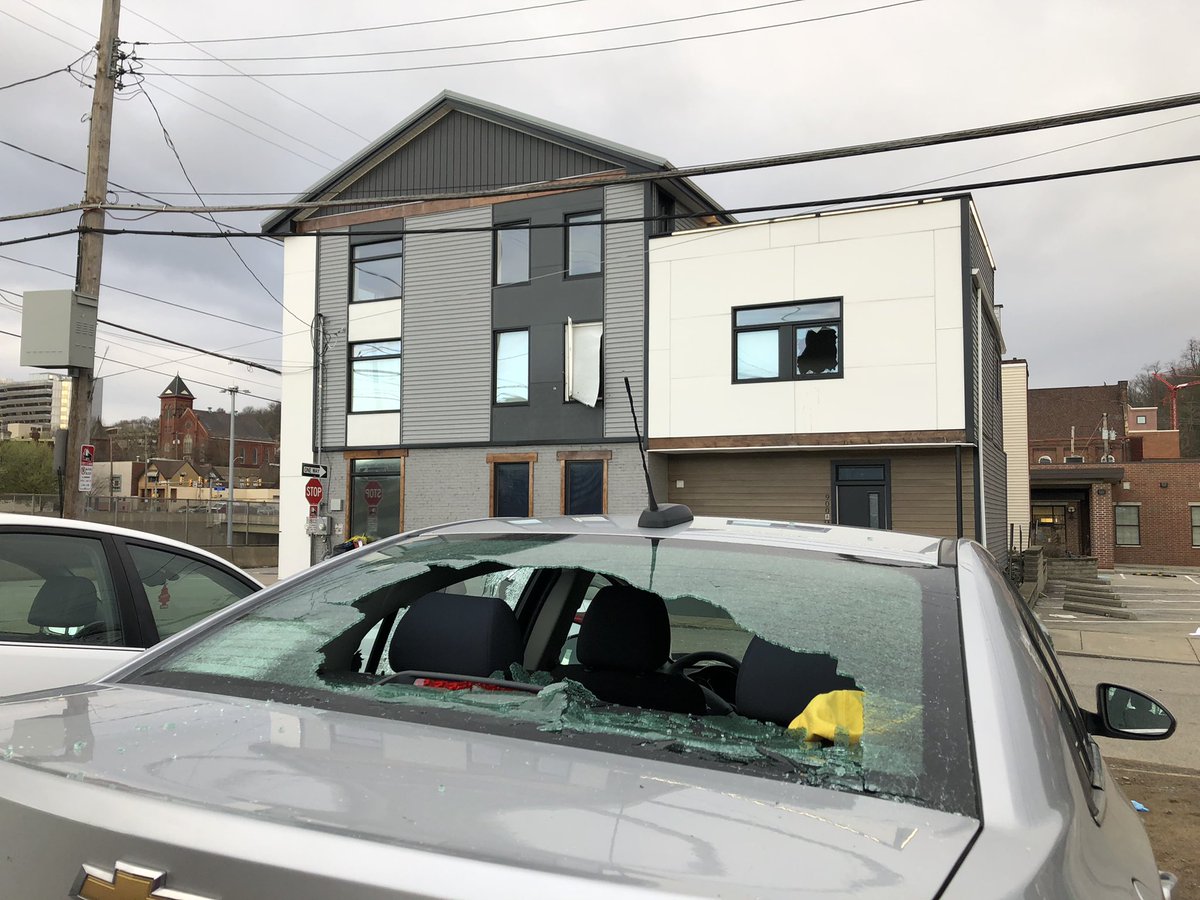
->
left=787, top=689, right=864, bottom=744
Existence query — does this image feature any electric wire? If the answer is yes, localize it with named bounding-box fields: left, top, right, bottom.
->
left=0, top=253, right=281, bottom=334
left=142, top=0, right=829, bottom=63
left=147, top=0, right=927, bottom=77
left=136, top=83, right=310, bottom=329
left=8, top=151, right=1193, bottom=244
left=136, top=0, right=596, bottom=46
left=0, top=49, right=94, bottom=91
left=123, top=5, right=369, bottom=142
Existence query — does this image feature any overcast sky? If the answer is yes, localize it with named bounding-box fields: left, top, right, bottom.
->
left=2, top=0, right=1198, bottom=422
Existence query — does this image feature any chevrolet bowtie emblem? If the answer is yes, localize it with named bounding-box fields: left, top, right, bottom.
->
left=73, top=861, right=213, bottom=900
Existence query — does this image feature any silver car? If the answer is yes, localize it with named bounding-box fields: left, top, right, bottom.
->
left=0, top=516, right=1176, bottom=898
left=0, top=514, right=261, bottom=696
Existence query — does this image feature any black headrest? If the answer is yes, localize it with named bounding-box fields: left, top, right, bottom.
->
left=27, top=576, right=100, bottom=628
left=577, top=585, right=669, bottom=674
left=735, top=637, right=859, bottom=727
left=388, top=592, right=522, bottom=679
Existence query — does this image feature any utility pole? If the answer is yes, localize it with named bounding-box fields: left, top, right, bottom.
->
left=224, top=386, right=240, bottom=548
left=64, top=0, right=122, bottom=519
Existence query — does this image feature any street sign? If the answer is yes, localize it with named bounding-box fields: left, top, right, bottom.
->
left=79, top=443, right=95, bottom=492
left=364, top=480, right=383, bottom=509
left=301, top=463, right=329, bottom=478
left=304, top=478, right=324, bottom=506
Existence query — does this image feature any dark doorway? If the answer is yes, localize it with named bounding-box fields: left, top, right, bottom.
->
left=833, top=462, right=889, bottom=529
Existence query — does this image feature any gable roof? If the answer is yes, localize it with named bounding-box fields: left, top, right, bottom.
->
left=194, top=410, right=274, bottom=443
left=263, top=90, right=728, bottom=234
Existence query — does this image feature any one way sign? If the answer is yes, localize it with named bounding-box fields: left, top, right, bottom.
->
left=301, top=463, right=329, bottom=478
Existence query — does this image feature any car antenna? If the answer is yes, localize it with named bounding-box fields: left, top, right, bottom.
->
left=624, top=376, right=692, bottom=528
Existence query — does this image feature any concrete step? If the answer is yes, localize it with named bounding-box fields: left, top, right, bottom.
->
left=1062, top=592, right=1126, bottom=608
left=1062, top=601, right=1137, bottom=620
left=1057, top=585, right=1122, bottom=601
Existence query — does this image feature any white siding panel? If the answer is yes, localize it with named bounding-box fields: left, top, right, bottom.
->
left=403, top=207, right=492, bottom=443
left=604, top=183, right=647, bottom=438
left=816, top=199, right=960, bottom=242
left=347, top=412, right=401, bottom=447
left=348, top=298, right=403, bottom=341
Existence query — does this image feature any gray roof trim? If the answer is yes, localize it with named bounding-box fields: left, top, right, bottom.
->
left=263, top=90, right=727, bottom=233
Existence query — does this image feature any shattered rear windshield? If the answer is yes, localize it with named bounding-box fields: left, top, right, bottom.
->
left=128, top=531, right=975, bottom=817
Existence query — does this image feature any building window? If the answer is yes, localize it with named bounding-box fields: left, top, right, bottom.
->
left=1100, top=454, right=1115, bottom=463
left=488, top=453, right=536, bottom=517
left=495, top=222, right=530, bottom=285
left=1037, top=455, right=1053, bottom=464
left=733, top=298, right=842, bottom=383
left=348, top=456, right=404, bottom=539
left=494, top=330, right=529, bottom=404
left=251, top=447, right=260, bottom=466
left=351, top=239, right=403, bottom=302
left=1115, top=504, right=1140, bottom=546
left=559, top=451, right=609, bottom=514
left=1136, top=415, right=1147, bottom=425
left=1191, top=505, right=1200, bottom=548
left=565, top=211, right=602, bottom=277
left=564, top=319, right=603, bottom=406
left=350, top=340, right=402, bottom=413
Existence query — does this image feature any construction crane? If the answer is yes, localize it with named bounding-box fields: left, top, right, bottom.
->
left=1152, top=372, right=1200, bottom=430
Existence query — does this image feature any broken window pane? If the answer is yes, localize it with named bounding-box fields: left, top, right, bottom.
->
left=796, top=325, right=839, bottom=375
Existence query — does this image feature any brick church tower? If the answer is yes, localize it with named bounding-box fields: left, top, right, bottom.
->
left=158, top=374, right=194, bottom=457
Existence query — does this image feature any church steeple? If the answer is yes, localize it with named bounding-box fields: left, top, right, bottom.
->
left=159, top=374, right=195, bottom=457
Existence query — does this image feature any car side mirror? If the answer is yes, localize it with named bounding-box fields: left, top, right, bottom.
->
left=1086, top=683, right=1176, bottom=741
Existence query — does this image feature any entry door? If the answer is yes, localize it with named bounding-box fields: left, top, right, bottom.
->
left=833, top=463, right=889, bottom=530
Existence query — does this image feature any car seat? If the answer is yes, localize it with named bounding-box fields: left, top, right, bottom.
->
left=26, top=576, right=108, bottom=642
left=557, top=585, right=704, bottom=715
left=387, top=591, right=522, bottom=682
left=735, top=637, right=859, bottom=727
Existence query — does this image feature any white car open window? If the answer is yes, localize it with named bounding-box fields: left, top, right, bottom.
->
left=0, top=532, right=123, bottom=646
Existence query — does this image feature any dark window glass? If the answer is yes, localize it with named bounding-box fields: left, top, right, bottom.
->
left=836, top=465, right=885, bottom=482
left=350, top=458, right=403, bottom=540
left=496, top=224, right=530, bottom=285
left=566, top=211, right=602, bottom=276
left=565, top=460, right=604, bottom=514
left=494, top=462, right=531, bottom=517
left=127, top=544, right=253, bottom=639
left=733, top=299, right=842, bottom=383
left=350, top=341, right=402, bottom=413
left=1192, top=506, right=1200, bottom=548
left=352, top=239, right=403, bottom=302
left=1115, top=505, right=1140, bottom=546
left=0, top=533, right=123, bottom=645
left=494, top=331, right=529, bottom=404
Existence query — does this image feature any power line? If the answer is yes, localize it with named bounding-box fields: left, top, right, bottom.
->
left=136, top=83, right=310, bottom=330
left=123, top=4, right=369, bottom=142
left=96, top=318, right=281, bottom=374
left=0, top=49, right=93, bottom=90
left=134, top=0, right=596, bottom=46
left=8, top=1, right=337, bottom=170
left=142, top=0, right=822, bottom=63
left=146, top=0, right=928, bottom=77
left=0, top=253, right=281, bottom=334
left=15, top=87, right=1195, bottom=221
left=8, top=152, right=1196, bottom=245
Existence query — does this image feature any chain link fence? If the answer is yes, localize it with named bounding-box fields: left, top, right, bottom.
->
left=0, top=495, right=279, bottom=566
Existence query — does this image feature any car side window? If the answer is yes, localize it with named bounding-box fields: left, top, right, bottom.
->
left=125, top=544, right=255, bottom=640
left=0, top=532, right=124, bottom=646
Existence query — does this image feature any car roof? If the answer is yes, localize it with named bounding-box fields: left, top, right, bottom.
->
left=0, top=513, right=262, bottom=583
left=402, top=514, right=948, bottom=568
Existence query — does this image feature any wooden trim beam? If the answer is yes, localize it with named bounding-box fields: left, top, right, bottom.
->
left=648, top=430, right=968, bottom=451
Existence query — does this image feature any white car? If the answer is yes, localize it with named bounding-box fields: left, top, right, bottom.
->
left=0, top=514, right=261, bottom=696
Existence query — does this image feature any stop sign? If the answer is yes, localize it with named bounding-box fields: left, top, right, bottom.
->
left=304, top=478, right=324, bottom=505
left=364, top=480, right=383, bottom=509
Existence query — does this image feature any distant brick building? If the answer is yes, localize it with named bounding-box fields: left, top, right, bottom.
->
left=1025, top=381, right=1200, bottom=568
left=158, top=375, right=278, bottom=470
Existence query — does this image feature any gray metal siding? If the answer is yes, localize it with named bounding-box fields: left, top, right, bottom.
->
left=403, top=207, right=493, bottom=443
left=982, top=439, right=1009, bottom=567
left=603, top=183, right=647, bottom=438
left=335, top=111, right=617, bottom=214
left=317, top=233, right=349, bottom=449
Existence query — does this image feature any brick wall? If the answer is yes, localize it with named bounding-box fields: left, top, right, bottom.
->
left=1089, top=483, right=1115, bottom=569
left=1112, top=459, right=1200, bottom=567
left=1129, top=431, right=1181, bottom=460
left=1028, top=383, right=1128, bottom=463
